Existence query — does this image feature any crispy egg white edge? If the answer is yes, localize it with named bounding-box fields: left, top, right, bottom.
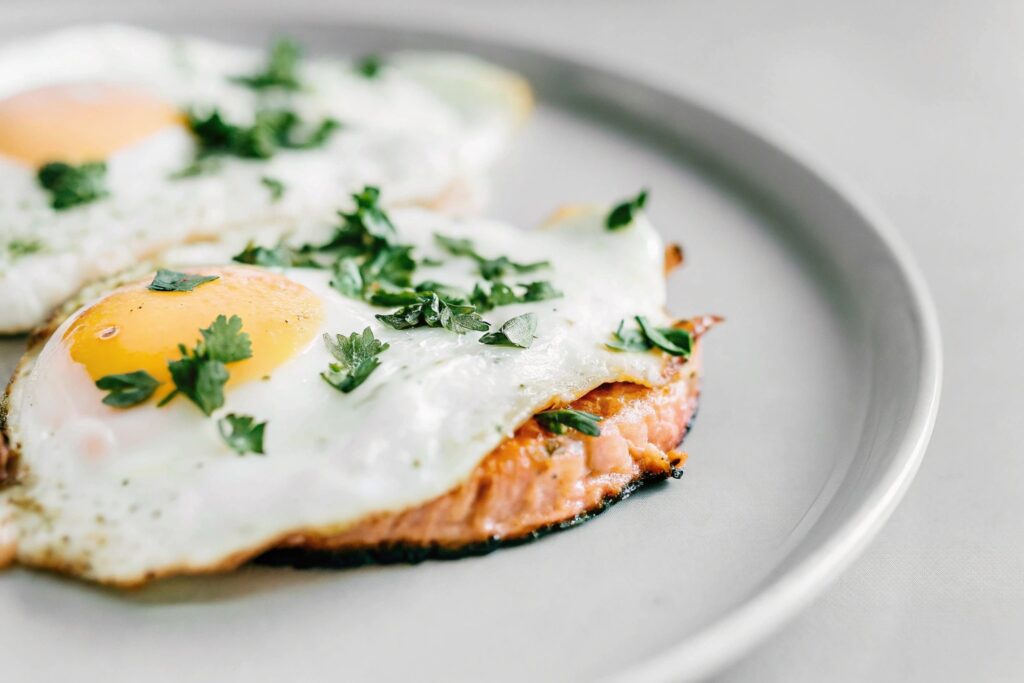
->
left=0, top=207, right=673, bottom=585
left=0, top=24, right=532, bottom=333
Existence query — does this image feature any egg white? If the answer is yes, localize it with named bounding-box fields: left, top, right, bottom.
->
left=1, top=207, right=673, bottom=585
left=0, top=25, right=531, bottom=333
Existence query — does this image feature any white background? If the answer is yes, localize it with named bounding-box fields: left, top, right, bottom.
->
left=5, top=1, right=1022, bottom=680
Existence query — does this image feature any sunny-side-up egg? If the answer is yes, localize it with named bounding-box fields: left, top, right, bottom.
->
left=0, top=24, right=532, bottom=333
left=0, top=201, right=674, bottom=585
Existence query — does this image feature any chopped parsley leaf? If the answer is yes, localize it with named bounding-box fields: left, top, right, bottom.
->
left=479, top=313, right=537, bottom=348
left=7, top=238, right=43, bottom=260
left=148, top=269, right=219, bottom=292
left=95, top=371, right=161, bottom=408
left=320, top=327, right=389, bottom=393
left=232, top=38, right=303, bottom=91
left=37, top=162, right=109, bottom=210
left=329, top=257, right=364, bottom=297
left=168, top=156, right=221, bottom=179
left=161, top=315, right=253, bottom=415
left=261, top=176, right=286, bottom=201
left=535, top=409, right=603, bottom=437
left=218, top=413, right=267, bottom=455
left=607, top=316, right=693, bottom=358
left=186, top=108, right=339, bottom=161
left=469, top=280, right=562, bottom=312
left=232, top=240, right=318, bottom=268
left=606, top=189, right=649, bottom=230
left=376, top=291, right=490, bottom=335
left=434, top=233, right=549, bottom=281
left=355, top=54, right=384, bottom=78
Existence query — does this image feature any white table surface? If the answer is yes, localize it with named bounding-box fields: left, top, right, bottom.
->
left=6, top=0, right=1022, bottom=680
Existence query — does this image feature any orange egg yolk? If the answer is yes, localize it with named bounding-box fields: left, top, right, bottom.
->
left=63, top=267, right=324, bottom=399
left=0, top=83, right=184, bottom=166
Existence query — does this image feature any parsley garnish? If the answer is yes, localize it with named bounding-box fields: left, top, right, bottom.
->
left=95, top=371, right=161, bottom=408
left=232, top=38, right=303, bottom=91
left=37, top=162, right=109, bottom=210
left=376, top=291, right=490, bottom=335
left=479, top=313, right=536, bottom=348
left=535, top=409, right=603, bottom=437
left=434, top=233, right=550, bottom=281
left=148, top=269, right=219, bottom=292
left=469, top=280, right=562, bottom=312
left=316, top=187, right=418, bottom=299
left=261, top=176, right=286, bottom=201
left=232, top=240, right=317, bottom=268
left=607, top=316, right=693, bottom=358
left=161, top=315, right=253, bottom=415
left=355, top=54, right=384, bottom=78
left=7, top=238, right=43, bottom=260
left=606, top=189, right=649, bottom=230
left=186, top=108, right=339, bottom=161
left=320, top=327, right=389, bottom=393
left=218, top=413, right=267, bottom=455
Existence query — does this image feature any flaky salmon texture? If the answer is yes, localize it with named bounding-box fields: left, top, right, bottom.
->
left=264, top=316, right=716, bottom=568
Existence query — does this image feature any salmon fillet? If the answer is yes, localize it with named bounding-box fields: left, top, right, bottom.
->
left=260, top=318, right=712, bottom=568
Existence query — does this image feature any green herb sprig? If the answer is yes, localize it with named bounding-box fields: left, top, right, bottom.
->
left=376, top=291, right=490, bottom=335
left=148, top=269, right=219, bottom=292
left=606, top=189, right=649, bottom=230
left=320, top=327, right=389, bottom=393
left=469, top=280, right=561, bottom=313
left=535, top=409, right=603, bottom=437
left=607, top=316, right=693, bottom=358
left=185, top=108, right=339, bottom=163
left=95, top=371, right=161, bottom=408
left=37, top=162, right=109, bottom=210
left=479, top=313, right=536, bottom=348
left=218, top=413, right=267, bottom=455
left=434, top=234, right=549, bottom=281
left=355, top=54, right=384, bottom=78
left=161, top=314, right=253, bottom=415
left=232, top=38, right=303, bottom=91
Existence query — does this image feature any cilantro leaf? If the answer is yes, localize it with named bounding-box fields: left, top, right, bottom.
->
left=606, top=189, right=649, bottom=230
left=162, top=315, right=253, bottom=415
left=37, top=162, right=109, bottom=210
left=535, top=409, right=603, bottom=437
left=148, top=269, right=219, bottom=292
left=434, top=233, right=550, bottom=281
left=232, top=38, right=303, bottom=91
left=95, top=371, right=161, bottom=408
left=606, top=316, right=693, bottom=358
left=320, top=327, right=389, bottom=393
left=479, top=313, right=537, bottom=348
left=376, top=292, right=490, bottom=334
left=218, top=413, right=267, bottom=455
left=261, top=176, right=286, bottom=201
left=355, top=54, right=384, bottom=78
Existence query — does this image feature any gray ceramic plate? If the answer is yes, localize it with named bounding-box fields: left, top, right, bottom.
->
left=0, top=11, right=941, bottom=683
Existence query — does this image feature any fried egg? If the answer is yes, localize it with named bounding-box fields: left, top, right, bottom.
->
left=0, top=204, right=675, bottom=585
left=0, top=25, right=531, bottom=333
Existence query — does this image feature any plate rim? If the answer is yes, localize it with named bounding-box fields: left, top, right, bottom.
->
left=0, top=9, right=943, bottom=681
